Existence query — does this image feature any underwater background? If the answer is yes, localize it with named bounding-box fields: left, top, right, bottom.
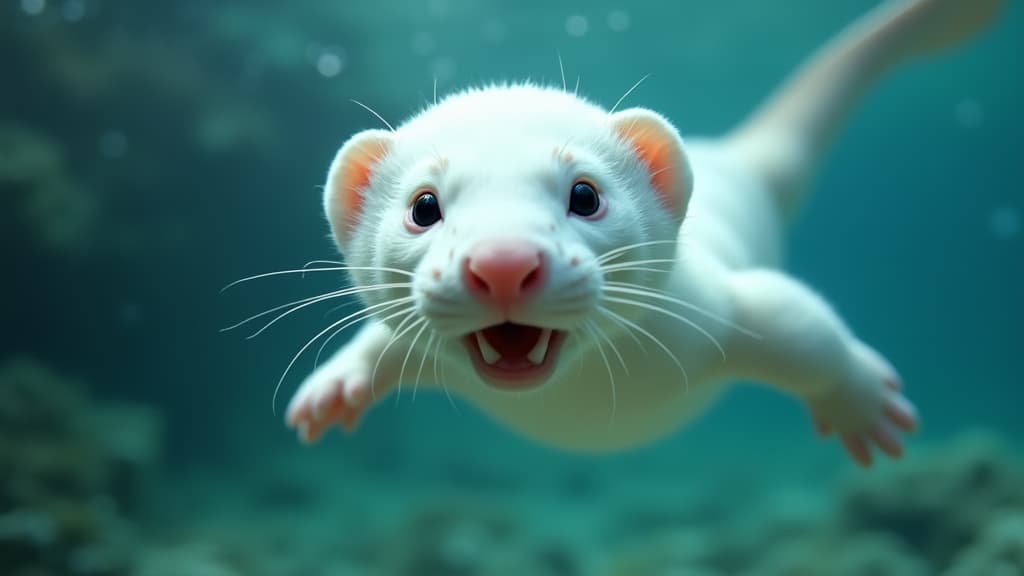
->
left=2, top=0, right=1022, bottom=574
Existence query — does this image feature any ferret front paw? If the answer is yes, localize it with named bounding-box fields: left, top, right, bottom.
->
left=285, top=361, right=376, bottom=443
left=807, top=341, right=919, bottom=467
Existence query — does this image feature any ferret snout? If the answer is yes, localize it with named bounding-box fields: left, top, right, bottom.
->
left=462, top=239, right=546, bottom=310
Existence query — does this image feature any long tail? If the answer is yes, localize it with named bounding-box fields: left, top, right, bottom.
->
left=727, top=0, right=1003, bottom=218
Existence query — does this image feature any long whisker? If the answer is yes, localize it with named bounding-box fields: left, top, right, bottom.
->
left=589, top=320, right=629, bottom=376
left=395, top=320, right=431, bottom=404
left=271, top=300, right=414, bottom=415
left=370, top=313, right=425, bottom=400
left=603, top=266, right=674, bottom=276
left=603, top=283, right=760, bottom=338
left=598, top=306, right=689, bottom=392
left=609, top=73, right=651, bottom=114
left=412, top=331, right=437, bottom=402
left=596, top=239, right=678, bottom=264
left=223, top=289, right=348, bottom=333
left=302, top=259, right=343, bottom=269
left=434, top=337, right=458, bottom=411
left=600, top=307, right=648, bottom=354
left=246, top=283, right=411, bottom=339
left=223, top=282, right=409, bottom=333
left=313, top=298, right=413, bottom=367
left=602, top=296, right=726, bottom=360
left=599, top=258, right=677, bottom=271
left=222, top=265, right=414, bottom=292
left=557, top=51, right=567, bottom=92
left=584, top=321, right=616, bottom=426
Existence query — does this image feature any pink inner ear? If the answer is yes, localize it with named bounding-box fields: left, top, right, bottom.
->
left=611, top=110, right=689, bottom=217
left=631, top=136, right=681, bottom=213
left=333, top=141, right=387, bottom=242
left=341, top=151, right=375, bottom=224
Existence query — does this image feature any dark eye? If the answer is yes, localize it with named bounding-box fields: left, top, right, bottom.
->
left=569, top=181, right=600, bottom=217
left=411, top=192, right=442, bottom=227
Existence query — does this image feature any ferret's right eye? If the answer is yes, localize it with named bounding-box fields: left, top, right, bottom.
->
left=410, top=191, right=442, bottom=228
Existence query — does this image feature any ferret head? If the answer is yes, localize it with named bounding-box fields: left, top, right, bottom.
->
left=324, top=84, right=692, bottom=391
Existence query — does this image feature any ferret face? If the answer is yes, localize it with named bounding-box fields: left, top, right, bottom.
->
left=325, top=85, right=692, bottom=391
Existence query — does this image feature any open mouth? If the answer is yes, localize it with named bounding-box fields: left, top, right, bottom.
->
left=464, top=323, right=565, bottom=390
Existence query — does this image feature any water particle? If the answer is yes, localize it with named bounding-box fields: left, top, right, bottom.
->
left=955, top=99, right=985, bottom=129
left=20, top=0, right=46, bottom=16
left=431, top=57, right=457, bottom=83
left=411, top=32, right=436, bottom=56
left=316, top=49, right=346, bottom=78
left=98, top=130, right=127, bottom=159
left=989, top=206, right=1020, bottom=240
left=481, top=19, right=507, bottom=45
left=607, top=9, right=630, bottom=32
left=428, top=0, right=450, bottom=18
left=62, top=0, right=85, bottom=21
left=565, top=14, right=589, bottom=38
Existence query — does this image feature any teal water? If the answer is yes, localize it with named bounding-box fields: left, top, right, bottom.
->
left=3, top=1, right=1021, bottom=574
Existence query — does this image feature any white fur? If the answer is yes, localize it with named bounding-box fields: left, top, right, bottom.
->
left=286, top=0, right=1002, bottom=464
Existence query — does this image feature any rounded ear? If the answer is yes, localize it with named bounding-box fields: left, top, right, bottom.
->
left=609, top=108, right=692, bottom=219
left=324, top=129, right=393, bottom=251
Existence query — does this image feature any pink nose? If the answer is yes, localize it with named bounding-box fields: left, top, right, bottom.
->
left=463, top=240, right=545, bottom=309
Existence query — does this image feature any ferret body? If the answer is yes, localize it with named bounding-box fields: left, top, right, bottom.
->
left=284, top=0, right=1002, bottom=465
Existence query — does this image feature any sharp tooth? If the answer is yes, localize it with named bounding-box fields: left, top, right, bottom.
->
left=527, top=329, right=553, bottom=365
left=476, top=332, right=501, bottom=365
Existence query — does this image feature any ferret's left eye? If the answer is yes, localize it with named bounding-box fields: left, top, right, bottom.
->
left=411, top=191, right=442, bottom=227
left=569, top=181, right=600, bottom=217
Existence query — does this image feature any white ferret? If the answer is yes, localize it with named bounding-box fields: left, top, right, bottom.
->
left=282, top=0, right=1002, bottom=466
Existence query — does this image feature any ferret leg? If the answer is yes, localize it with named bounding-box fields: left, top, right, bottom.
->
left=725, top=269, right=918, bottom=466
left=285, top=320, right=402, bottom=442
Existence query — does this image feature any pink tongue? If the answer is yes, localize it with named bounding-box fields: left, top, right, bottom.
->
left=481, top=323, right=542, bottom=358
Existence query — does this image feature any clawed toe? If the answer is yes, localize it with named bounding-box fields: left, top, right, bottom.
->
left=884, top=395, right=918, bottom=433
left=286, top=377, right=369, bottom=443
left=841, top=434, right=873, bottom=467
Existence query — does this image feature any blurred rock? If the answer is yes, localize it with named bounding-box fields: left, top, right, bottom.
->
left=0, top=357, right=162, bottom=575
left=946, top=511, right=1024, bottom=576
left=600, top=432, right=1024, bottom=574
left=0, top=124, right=99, bottom=258
left=838, top=432, right=1024, bottom=569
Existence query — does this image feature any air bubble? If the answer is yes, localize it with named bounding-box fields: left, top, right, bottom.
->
left=20, top=0, right=45, bottom=16
left=98, top=130, right=127, bottom=159
left=566, top=14, right=589, bottom=38
left=62, top=0, right=85, bottom=21
left=411, top=32, right=436, bottom=56
left=607, top=10, right=630, bottom=32
left=431, top=57, right=457, bottom=83
left=989, top=206, right=1020, bottom=240
left=316, top=49, right=347, bottom=78
left=955, top=99, right=985, bottom=129
left=481, top=19, right=507, bottom=45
